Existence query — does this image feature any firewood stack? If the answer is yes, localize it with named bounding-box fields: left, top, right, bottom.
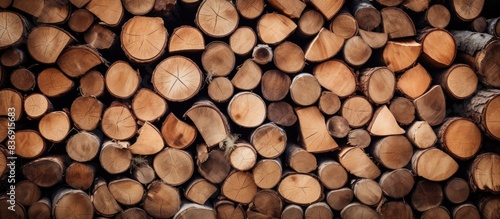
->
left=0, top=0, right=500, bottom=218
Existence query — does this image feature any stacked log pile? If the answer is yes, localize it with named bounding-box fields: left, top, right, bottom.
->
left=0, top=0, right=500, bottom=218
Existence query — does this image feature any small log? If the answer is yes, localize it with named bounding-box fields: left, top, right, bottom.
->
left=318, top=91, right=341, bottom=116
left=314, top=59, right=356, bottom=98
left=196, top=0, right=238, bottom=37
left=360, top=67, right=395, bottom=104
left=184, top=178, right=217, bottom=205
left=381, top=7, right=416, bottom=39
left=185, top=101, right=230, bottom=146
left=230, top=26, right=257, bottom=56
left=2, top=47, right=25, bottom=67
left=37, top=68, right=74, bottom=97
left=451, top=31, right=500, bottom=87
left=343, top=35, right=371, bottom=67
left=326, top=188, right=353, bottom=211
left=304, top=202, right=333, bottom=219
left=15, top=130, right=45, bottom=159
left=231, top=59, right=262, bottom=90
left=297, top=9, right=324, bottom=38
left=412, top=147, right=458, bottom=181
left=352, top=178, right=383, bottom=206
left=174, top=203, right=217, bottom=219
left=281, top=205, right=303, bottom=219
left=105, top=61, right=140, bottom=99
left=397, top=63, right=432, bottom=99
left=389, top=97, right=415, bottom=125
left=66, top=131, right=101, bottom=162
left=22, top=155, right=64, bottom=188
left=358, top=29, right=387, bottom=49
left=154, top=148, right=194, bottom=186
left=28, top=25, right=74, bottom=62
left=330, top=10, right=358, bottom=39
left=215, top=200, right=246, bottom=219
left=379, top=169, right=414, bottom=198
left=79, top=70, right=105, bottom=97
left=439, top=117, right=482, bottom=160
left=305, top=28, right=344, bottom=62
left=267, top=101, right=297, bottom=127
left=423, top=206, right=451, bottom=219
left=53, top=188, right=93, bottom=219
left=65, top=162, right=95, bottom=190
left=251, top=123, right=287, bottom=158
left=326, top=116, right=350, bottom=138
left=0, top=196, right=25, bottom=218
left=367, top=105, right=405, bottom=136
left=38, top=111, right=70, bottom=143
left=257, top=13, right=296, bottom=45
left=460, top=89, right=500, bottom=140
left=402, top=0, right=429, bottom=12
left=86, top=0, right=123, bottom=26
left=338, top=147, right=381, bottom=179
left=418, top=28, right=456, bottom=68
left=228, top=92, right=266, bottom=128
left=278, top=173, right=322, bottom=205
left=128, top=122, right=164, bottom=155
left=380, top=202, right=413, bottom=219
left=406, top=121, right=436, bottom=149
left=123, top=0, right=155, bottom=15
left=261, top=70, right=290, bottom=102
left=290, top=73, right=322, bottom=106
left=341, top=96, right=373, bottom=128
left=252, top=44, right=273, bottom=65
left=197, top=148, right=231, bottom=184
left=84, top=24, right=116, bottom=50
left=350, top=0, right=381, bottom=31
left=479, top=196, right=500, bottom=219
left=109, top=178, right=144, bottom=206
left=274, top=41, right=305, bottom=73
left=435, top=64, right=478, bottom=100
left=132, top=88, right=167, bottom=122
left=153, top=56, right=203, bottom=102
left=68, top=9, right=94, bottom=32
left=347, top=129, right=371, bottom=148
left=413, top=85, right=446, bottom=126
left=11, top=68, right=34, bottom=92
left=469, top=153, right=500, bottom=193
left=382, top=39, right=422, bottom=72
left=115, top=208, right=148, bottom=219
left=229, top=142, right=257, bottom=171
left=411, top=180, right=443, bottom=212
left=57, top=46, right=104, bottom=78
left=208, top=77, right=234, bottom=102
left=372, top=135, right=413, bottom=169
left=318, top=160, right=348, bottom=190
left=143, top=180, right=181, bottom=218
left=247, top=189, right=283, bottom=219
left=450, top=0, right=484, bottom=21
left=152, top=0, right=177, bottom=15
left=0, top=89, right=22, bottom=121
left=453, top=204, right=481, bottom=219
left=252, top=158, right=282, bottom=189
left=121, top=16, right=167, bottom=63
left=471, top=16, right=488, bottom=32
left=422, top=4, right=450, bottom=29
left=169, top=25, right=205, bottom=53
left=202, top=41, right=235, bottom=77
left=286, top=144, right=317, bottom=173
left=161, top=112, right=197, bottom=149
left=27, top=198, right=51, bottom=219
left=132, top=162, right=156, bottom=185
left=92, top=179, right=122, bottom=217
left=0, top=0, right=10, bottom=8
left=295, top=106, right=339, bottom=153
left=266, top=0, right=305, bottom=19
left=15, top=180, right=41, bottom=206
left=487, top=17, right=500, bottom=37
left=444, top=177, right=470, bottom=204
left=101, top=102, right=137, bottom=140
left=340, top=203, right=381, bottom=219
left=235, top=0, right=264, bottom=20
left=99, top=140, right=132, bottom=174
left=70, top=96, right=103, bottom=131
left=222, top=171, right=258, bottom=204
left=0, top=11, right=27, bottom=49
